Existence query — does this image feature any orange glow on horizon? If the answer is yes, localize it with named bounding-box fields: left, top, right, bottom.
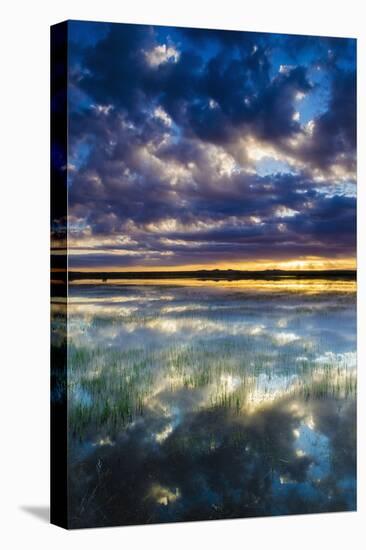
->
left=68, top=256, right=356, bottom=272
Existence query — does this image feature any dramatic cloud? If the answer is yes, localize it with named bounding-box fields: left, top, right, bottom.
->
left=66, top=21, right=356, bottom=270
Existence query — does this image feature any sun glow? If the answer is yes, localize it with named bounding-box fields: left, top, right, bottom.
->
left=69, top=256, right=356, bottom=272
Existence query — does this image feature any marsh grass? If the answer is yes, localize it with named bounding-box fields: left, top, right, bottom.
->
left=67, top=304, right=356, bottom=440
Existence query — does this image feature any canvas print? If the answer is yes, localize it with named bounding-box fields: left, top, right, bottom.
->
left=51, top=20, right=356, bottom=529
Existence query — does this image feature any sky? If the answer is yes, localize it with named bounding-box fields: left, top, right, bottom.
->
left=66, top=21, right=356, bottom=271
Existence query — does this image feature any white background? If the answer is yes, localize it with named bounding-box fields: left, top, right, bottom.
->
left=0, top=0, right=365, bottom=548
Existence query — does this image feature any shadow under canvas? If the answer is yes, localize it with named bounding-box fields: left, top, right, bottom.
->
left=20, top=506, right=50, bottom=523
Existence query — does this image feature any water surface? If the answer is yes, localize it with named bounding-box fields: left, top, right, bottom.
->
left=63, top=279, right=356, bottom=528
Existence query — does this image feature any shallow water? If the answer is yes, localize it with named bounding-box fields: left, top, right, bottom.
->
left=62, top=279, right=356, bottom=528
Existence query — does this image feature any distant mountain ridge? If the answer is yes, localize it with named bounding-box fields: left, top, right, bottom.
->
left=67, top=269, right=356, bottom=281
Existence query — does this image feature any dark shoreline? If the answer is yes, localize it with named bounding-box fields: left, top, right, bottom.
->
left=66, top=269, right=357, bottom=282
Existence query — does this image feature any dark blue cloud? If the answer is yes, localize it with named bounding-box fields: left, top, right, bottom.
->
left=66, top=21, right=356, bottom=268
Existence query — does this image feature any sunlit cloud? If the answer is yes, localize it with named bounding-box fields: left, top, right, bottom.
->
left=67, top=23, right=356, bottom=272
left=144, top=44, right=180, bottom=66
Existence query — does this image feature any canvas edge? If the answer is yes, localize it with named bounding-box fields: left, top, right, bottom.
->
left=50, top=20, right=69, bottom=530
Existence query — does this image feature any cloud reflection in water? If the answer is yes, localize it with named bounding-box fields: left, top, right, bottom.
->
left=64, top=280, right=356, bottom=527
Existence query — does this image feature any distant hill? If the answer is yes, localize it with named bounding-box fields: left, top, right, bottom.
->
left=67, top=269, right=356, bottom=282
